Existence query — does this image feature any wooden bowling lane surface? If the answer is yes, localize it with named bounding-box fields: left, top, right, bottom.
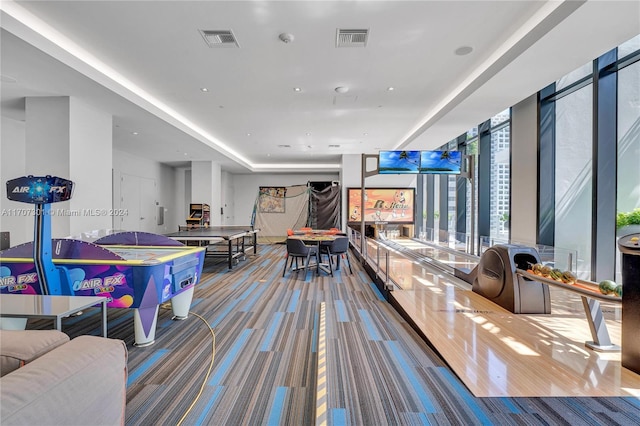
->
left=366, top=237, right=476, bottom=291
left=389, top=258, right=640, bottom=397
left=385, top=237, right=479, bottom=277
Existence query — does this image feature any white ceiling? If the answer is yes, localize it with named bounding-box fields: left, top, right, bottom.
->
left=1, top=1, right=639, bottom=173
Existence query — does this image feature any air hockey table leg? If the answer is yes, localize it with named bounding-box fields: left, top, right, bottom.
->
left=133, top=305, right=159, bottom=347
left=171, top=286, right=194, bottom=320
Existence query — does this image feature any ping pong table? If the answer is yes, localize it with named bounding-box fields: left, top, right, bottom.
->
left=166, top=226, right=259, bottom=269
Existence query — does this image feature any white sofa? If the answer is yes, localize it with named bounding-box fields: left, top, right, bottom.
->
left=0, top=330, right=128, bottom=425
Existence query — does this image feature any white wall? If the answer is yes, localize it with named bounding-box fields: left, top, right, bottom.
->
left=0, top=117, right=30, bottom=245
left=112, top=149, right=177, bottom=234
left=232, top=173, right=339, bottom=225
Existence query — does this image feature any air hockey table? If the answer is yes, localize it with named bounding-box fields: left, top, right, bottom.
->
left=0, top=232, right=205, bottom=346
left=166, top=225, right=259, bottom=269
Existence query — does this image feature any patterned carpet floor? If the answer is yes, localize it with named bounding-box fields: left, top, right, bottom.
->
left=28, top=244, right=640, bottom=425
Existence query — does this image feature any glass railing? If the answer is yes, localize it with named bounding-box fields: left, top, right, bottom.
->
left=348, top=227, right=405, bottom=289
left=349, top=226, right=466, bottom=291
left=349, top=225, right=584, bottom=287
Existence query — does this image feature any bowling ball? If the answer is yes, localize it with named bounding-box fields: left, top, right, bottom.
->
left=614, top=285, right=622, bottom=298
left=599, top=280, right=617, bottom=295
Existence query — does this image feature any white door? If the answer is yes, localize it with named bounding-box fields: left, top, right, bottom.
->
left=139, top=177, right=156, bottom=232
left=120, top=174, right=157, bottom=232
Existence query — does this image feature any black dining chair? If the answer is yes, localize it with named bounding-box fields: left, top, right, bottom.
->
left=283, top=238, right=319, bottom=277
left=321, top=236, right=352, bottom=274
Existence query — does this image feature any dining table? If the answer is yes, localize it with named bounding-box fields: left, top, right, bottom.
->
left=286, top=233, right=339, bottom=275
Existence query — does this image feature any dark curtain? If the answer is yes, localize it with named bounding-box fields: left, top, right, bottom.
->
left=309, top=183, right=341, bottom=229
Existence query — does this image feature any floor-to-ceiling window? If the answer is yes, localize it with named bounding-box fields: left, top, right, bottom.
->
left=422, top=108, right=509, bottom=254
left=489, top=109, right=511, bottom=241
left=555, top=63, right=594, bottom=278
left=540, top=34, right=640, bottom=280
left=465, top=129, right=478, bottom=250
left=616, top=35, right=640, bottom=282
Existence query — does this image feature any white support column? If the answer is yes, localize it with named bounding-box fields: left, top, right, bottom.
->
left=25, top=96, right=113, bottom=239
left=511, top=94, right=539, bottom=245
left=341, top=154, right=361, bottom=230
left=191, top=161, right=221, bottom=226
left=25, top=97, right=71, bottom=238
left=69, top=98, right=113, bottom=236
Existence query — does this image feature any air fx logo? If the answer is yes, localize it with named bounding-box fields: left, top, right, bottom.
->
left=11, top=186, right=67, bottom=194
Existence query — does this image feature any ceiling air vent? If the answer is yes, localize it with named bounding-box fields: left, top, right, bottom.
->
left=336, top=29, right=369, bottom=47
left=277, top=144, right=291, bottom=148
left=199, top=30, right=239, bottom=48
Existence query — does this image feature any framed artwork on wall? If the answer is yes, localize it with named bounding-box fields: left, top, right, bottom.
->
left=259, top=187, right=286, bottom=213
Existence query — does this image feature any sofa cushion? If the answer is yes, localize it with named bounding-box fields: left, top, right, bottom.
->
left=0, top=335, right=128, bottom=425
left=0, top=330, right=70, bottom=377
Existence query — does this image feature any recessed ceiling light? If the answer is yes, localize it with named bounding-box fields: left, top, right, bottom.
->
left=200, top=87, right=209, bottom=92
left=387, top=87, right=394, bottom=91
left=363, top=133, right=368, bottom=136
left=132, top=132, right=138, bottom=135
left=247, top=133, right=252, bottom=136
left=293, top=87, right=302, bottom=92
left=335, top=86, right=349, bottom=94
left=454, top=46, right=473, bottom=56
left=279, top=33, right=295, bottom=44
left=306, top=132, right=311, bottom=136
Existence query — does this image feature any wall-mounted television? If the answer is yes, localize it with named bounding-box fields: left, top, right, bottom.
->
left=378, top=150, right=420, bottom=174
left=419, top=150, right=462, bottom=174
left=347, top=188, right=415, bottom=224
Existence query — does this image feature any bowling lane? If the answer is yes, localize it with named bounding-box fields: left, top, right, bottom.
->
left=365, top=236, right=478, bottom=290
left=391, top=237, right=478, bottom=271
left=356, top=236, right=640, bottom=397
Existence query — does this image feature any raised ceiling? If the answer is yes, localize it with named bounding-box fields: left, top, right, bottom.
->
left=1, top=1, right=639, bottom=173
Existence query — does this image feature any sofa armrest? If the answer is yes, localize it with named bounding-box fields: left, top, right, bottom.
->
left=0, top=335, right=128, bottom=426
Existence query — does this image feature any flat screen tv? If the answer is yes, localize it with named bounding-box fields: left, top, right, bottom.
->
left=347, top=188, right=415, bottom=224
left=378, top=150, right=420, bottom=174
left=419, top=150, right=462, bottom=174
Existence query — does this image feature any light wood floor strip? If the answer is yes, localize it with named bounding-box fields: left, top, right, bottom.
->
left=316, top=302, right=327, bottom=426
